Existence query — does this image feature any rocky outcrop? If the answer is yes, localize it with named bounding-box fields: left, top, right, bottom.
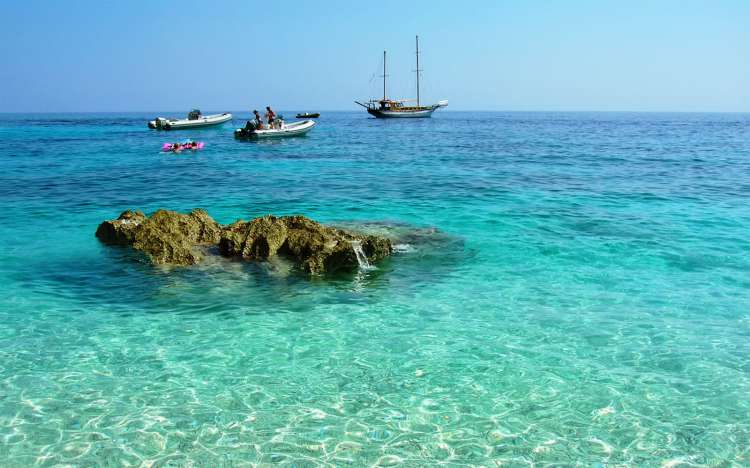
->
left=96, top=209, right=222, bottom=265
left=96, top=210, right=392, bottom=273
left=95, top=210, right=146, bottom=246
left=219, top=215, right=392, bottom=273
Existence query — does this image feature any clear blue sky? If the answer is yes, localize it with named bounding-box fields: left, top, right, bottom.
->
left=1, top=0, right=748, bottom=112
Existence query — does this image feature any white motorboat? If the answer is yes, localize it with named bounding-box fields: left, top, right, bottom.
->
left=234, top=119, right=316, bottom=139
left=148, top=109, right=233, bottom=130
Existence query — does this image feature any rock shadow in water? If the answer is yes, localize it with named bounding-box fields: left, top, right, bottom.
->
left=21, top=220, right=468, bottom=316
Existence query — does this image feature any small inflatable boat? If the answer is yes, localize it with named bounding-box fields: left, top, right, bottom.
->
left=149, top=110, right=232, bottom=130
left=234, top=120, right=316, bottom=139
left=296, top=112, right=320, bottom=118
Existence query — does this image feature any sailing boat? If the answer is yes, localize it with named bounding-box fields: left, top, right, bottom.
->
left=355, top=36, right=448, bottom=118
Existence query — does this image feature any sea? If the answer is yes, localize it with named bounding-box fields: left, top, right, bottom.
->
left=0, top=111, right=748, bottom=466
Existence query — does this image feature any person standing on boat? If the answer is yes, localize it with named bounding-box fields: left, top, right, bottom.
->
left=265, top=106, right=276, bottom=127
left=252, top=110, right=263, bottom=129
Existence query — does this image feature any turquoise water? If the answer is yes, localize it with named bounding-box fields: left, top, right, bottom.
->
left=1, top=111, right=749, bottom=466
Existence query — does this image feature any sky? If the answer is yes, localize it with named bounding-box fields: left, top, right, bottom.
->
left=0, top=0, right=748, bottom=112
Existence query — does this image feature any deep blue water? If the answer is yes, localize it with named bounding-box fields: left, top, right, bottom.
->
left=1, top=111, right=749, bottom=465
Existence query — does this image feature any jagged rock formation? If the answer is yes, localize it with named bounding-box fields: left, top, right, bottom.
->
left=94, top=209, right=147, bottom=246
left=96, top=209, right=222, bottom=265
left=219, top=215, right=391, bottom=273
left=96, top=210, right=392, bottom=273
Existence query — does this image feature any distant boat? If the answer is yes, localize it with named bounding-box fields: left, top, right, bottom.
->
left=355, top=36, right=448, bottom=118
left=296, top=112, right=320, bottom=119
left=234, top=120, right=316, bottom=139
left=148, top=110, right=232, bottom=130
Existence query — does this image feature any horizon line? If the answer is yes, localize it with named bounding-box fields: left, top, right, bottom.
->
left=2, top=109, right=749, bottom=115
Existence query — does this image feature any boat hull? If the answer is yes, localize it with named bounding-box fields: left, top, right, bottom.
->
left=149, top=113, right=233, bottom=130
left=367, top=107, right=437, bottom=118
left=234, top=120, right=316, bottom=139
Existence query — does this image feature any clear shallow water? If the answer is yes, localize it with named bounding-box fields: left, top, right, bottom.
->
left=0, top=111, right=749, bottom=466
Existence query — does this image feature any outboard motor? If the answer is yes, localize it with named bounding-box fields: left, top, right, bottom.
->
left=235, top=120, right=257, bottom=138
left=150, top=117, right=167, bottom=129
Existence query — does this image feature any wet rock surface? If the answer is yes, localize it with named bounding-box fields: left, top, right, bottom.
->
left=94, top=210, right=146, bottom=246
left=219, top=215, right=391, bottom=273
left=96, top=209, right=222, bottom=265
left=97, top=210, right=392, bottom=273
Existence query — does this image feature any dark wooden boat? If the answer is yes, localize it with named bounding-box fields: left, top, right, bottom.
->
left=355, top=36, right=447, bottom=118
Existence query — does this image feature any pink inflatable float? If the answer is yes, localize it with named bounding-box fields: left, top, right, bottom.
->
left=162, top=142, right=204, bottom=152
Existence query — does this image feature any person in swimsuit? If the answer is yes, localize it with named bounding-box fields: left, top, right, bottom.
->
left=253, top=110, right=263, bottom=129
left=265, top=106, right=276, bottom=127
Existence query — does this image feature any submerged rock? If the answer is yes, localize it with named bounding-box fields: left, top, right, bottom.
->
left=96, top=210, right=392, bottom=273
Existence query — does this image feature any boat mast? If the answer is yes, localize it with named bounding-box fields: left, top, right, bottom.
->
left=415, top=35, right=421, bottom=108
left=382, top=50, right=387, bottom=101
